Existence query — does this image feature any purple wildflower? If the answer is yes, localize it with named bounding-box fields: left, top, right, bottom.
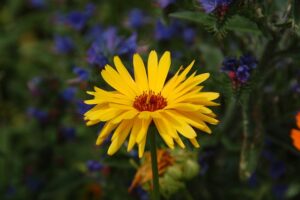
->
left=128, top=9, right=147, bottom=29
left=157, top=0, right=176, bottom=8
left=199, top=0, right=232, bottom=13
left=86, top=160, right=103, bottom=172
left=236, top=65, right=250, bottom=83
left=155, top=20, right=179, bottom=41
left=76, top=100, right=92, bottom=115
left=29, top=0, right=46, bottom=8
left=66, top=11, right=88, bottom=31
left=54, top=36, right=74, bottom=54
left=73, top=67, right=89, bottom=81
left=182, top=28, right=196, bottom=45
left=61, top=87, right=77, bottom=101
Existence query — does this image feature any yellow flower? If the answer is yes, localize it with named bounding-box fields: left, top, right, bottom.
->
left=84, top=50, right=219, bottom=158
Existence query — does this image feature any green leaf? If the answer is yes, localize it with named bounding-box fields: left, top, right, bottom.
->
left=225, top=15, right=261, bottom=34
left=169, top=11, right=216, bottom=27
left=293, top=0, right=300, bottom=24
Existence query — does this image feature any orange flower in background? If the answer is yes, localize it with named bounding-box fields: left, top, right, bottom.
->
left=290, top=112, right=300, bottom=151
left=128, top=149, right=175, bottom=192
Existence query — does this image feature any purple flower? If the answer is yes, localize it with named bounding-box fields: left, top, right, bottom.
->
left=86, top=160, right=103, bottom=172
left=85, top=3, right=96, bottom=17
left=87, top=46, right=109, bottom=68
left=73, top=67, right=89, bottom=81
left=29, top=0, right=46, bottom=8
left=27, top=107, right=48, bottom=122
left=199, top=0, right=232, bottom=13
left=135, top=187, right=150, bottom=200
left=61, top=87, right=77, bottom=101
left=236, top=65, right=250, bottom=83
left=155, top=20, right=179, bottom=41
left=157, top=0, right=176, bottom=8
left=128, top=9, right=147, bottom=29
left=85, top=25, right=103, bottom=42
left=66, top=11, right=88, bottom=31
left=117, top=33, right=137, bottom=56
left=87, top=27, right=137, bottom=67
left=54, top=36, right=74, bottom=54
left=221, top=57, right=238, bottom=72
left=240, top=54, right=257, bottom=70
left=76, top=100, right=92, bottom=115
left=182, top=28, right=196, bottom=45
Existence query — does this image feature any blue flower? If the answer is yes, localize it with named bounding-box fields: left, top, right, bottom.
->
left=27, top=107, right=48, bottom=122
left=236, top=65, right=250, bottom=83
left=61, top=87, right=77, bottom=101
left=76, top=100, right=92, bottom=115
left=66, top=11, right=88, bottom=31
left=54, top=36, right=74, bottom=54
left=85, top=25, right=103, bottom=42
left=73, top=67, right=89, bottom=81
left=155, top=20, right=179, bottom=41
left=135, top=187, right=150, bottom=200
left=240, top=54, right=257, bottom=70
left=128, top=9, right=147, bottom=29
left=157, top=0, right=176, bottom=8
left=86, top=160, right=103, bottom=172
left=117, top=33, right=137, bottom=56
left=87, top=27, right=137, bottom=67
left=199, top=0, right=232, bottom=13
left=221, top=57, right=239, bottom=72
left=87, top=46, right=109, bottom=68
left=85, top=3, right=96, bottom=17
left=248, top=172, right=258, bottom=188
left=182, top=28, right=196, bottom=45
left=29, top=0, right=46, bottom=9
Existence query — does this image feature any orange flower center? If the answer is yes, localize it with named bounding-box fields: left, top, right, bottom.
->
left=133, top=91, right=167, bottom=112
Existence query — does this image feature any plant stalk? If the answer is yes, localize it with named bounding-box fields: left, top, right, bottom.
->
left=149, top=131, right=160, bottom=200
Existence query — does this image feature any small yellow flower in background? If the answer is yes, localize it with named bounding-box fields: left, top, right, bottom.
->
left=84, top=50, right=220, bottom=157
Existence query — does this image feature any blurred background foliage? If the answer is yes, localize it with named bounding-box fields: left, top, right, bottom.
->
left=1, top=0, right=300, bottom=199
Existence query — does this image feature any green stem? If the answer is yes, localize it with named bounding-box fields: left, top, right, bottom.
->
left=149, top=131, right=160, bottom=200
left=239, top=99, right=250, bottom=180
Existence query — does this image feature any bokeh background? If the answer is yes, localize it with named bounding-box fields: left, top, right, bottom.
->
left=1, top=0, right=300, bottom=199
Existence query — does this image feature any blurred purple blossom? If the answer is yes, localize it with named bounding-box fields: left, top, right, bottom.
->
left=66, top=11, right=88, bottom=31
left=54, top=36, right=75, bottom=54
left=157, top=0, right=176, bottom=8
left=198, top=0, right=232, bottom=13
left=29, top=0, right=46, bottom=8
left=61, top=87, right=77, bottom=101
left=86, top=160, right=103, bottom=172
left=155, top=20, right=179, bottom=41
left=27, top=107, right=48, bottom=122
left=73, top=67, right=89, bottom=81
left=76, top=100, right=92, bottom=115
left=182, top=28, right=196, bottom=45
left=128, top=9, right=148, bottom=29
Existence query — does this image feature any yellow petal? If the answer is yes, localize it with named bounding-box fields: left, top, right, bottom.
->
left=156, top=51, right=171, bottom=92
left=108, top=120, right=133, bottom=155
left=147, top=50, right=158, bottom=91
left=101, top=65, right=135, bottom=97
left=133, top=54, right=148, bottom=91
left=136, top=118, right=151, bottom=143
left=153, top=118, right=174, bottom=149
left=111, top=109, right=138, bottom=124
left=127, top=117, right=142, bottom=151
left=96, top=122, right=118, bottom=145
left=114, top=56, right=140, bottom=94
left=190, top=138, right=200, bottom=148
left=138, top=136, right=147, bottom=158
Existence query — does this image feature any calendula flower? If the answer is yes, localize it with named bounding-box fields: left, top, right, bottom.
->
left=290, top=112, right=300, bottom=150
left=84, top=50, right=219, bottom=157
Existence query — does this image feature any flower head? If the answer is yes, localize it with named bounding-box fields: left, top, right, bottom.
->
left=84, top=51, right=219, bottom=157
left=199, top=0, right=232, bottom=14
left=290, top=112, right=300, bottom=150
left=221, top=54, right=257, bottom=86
